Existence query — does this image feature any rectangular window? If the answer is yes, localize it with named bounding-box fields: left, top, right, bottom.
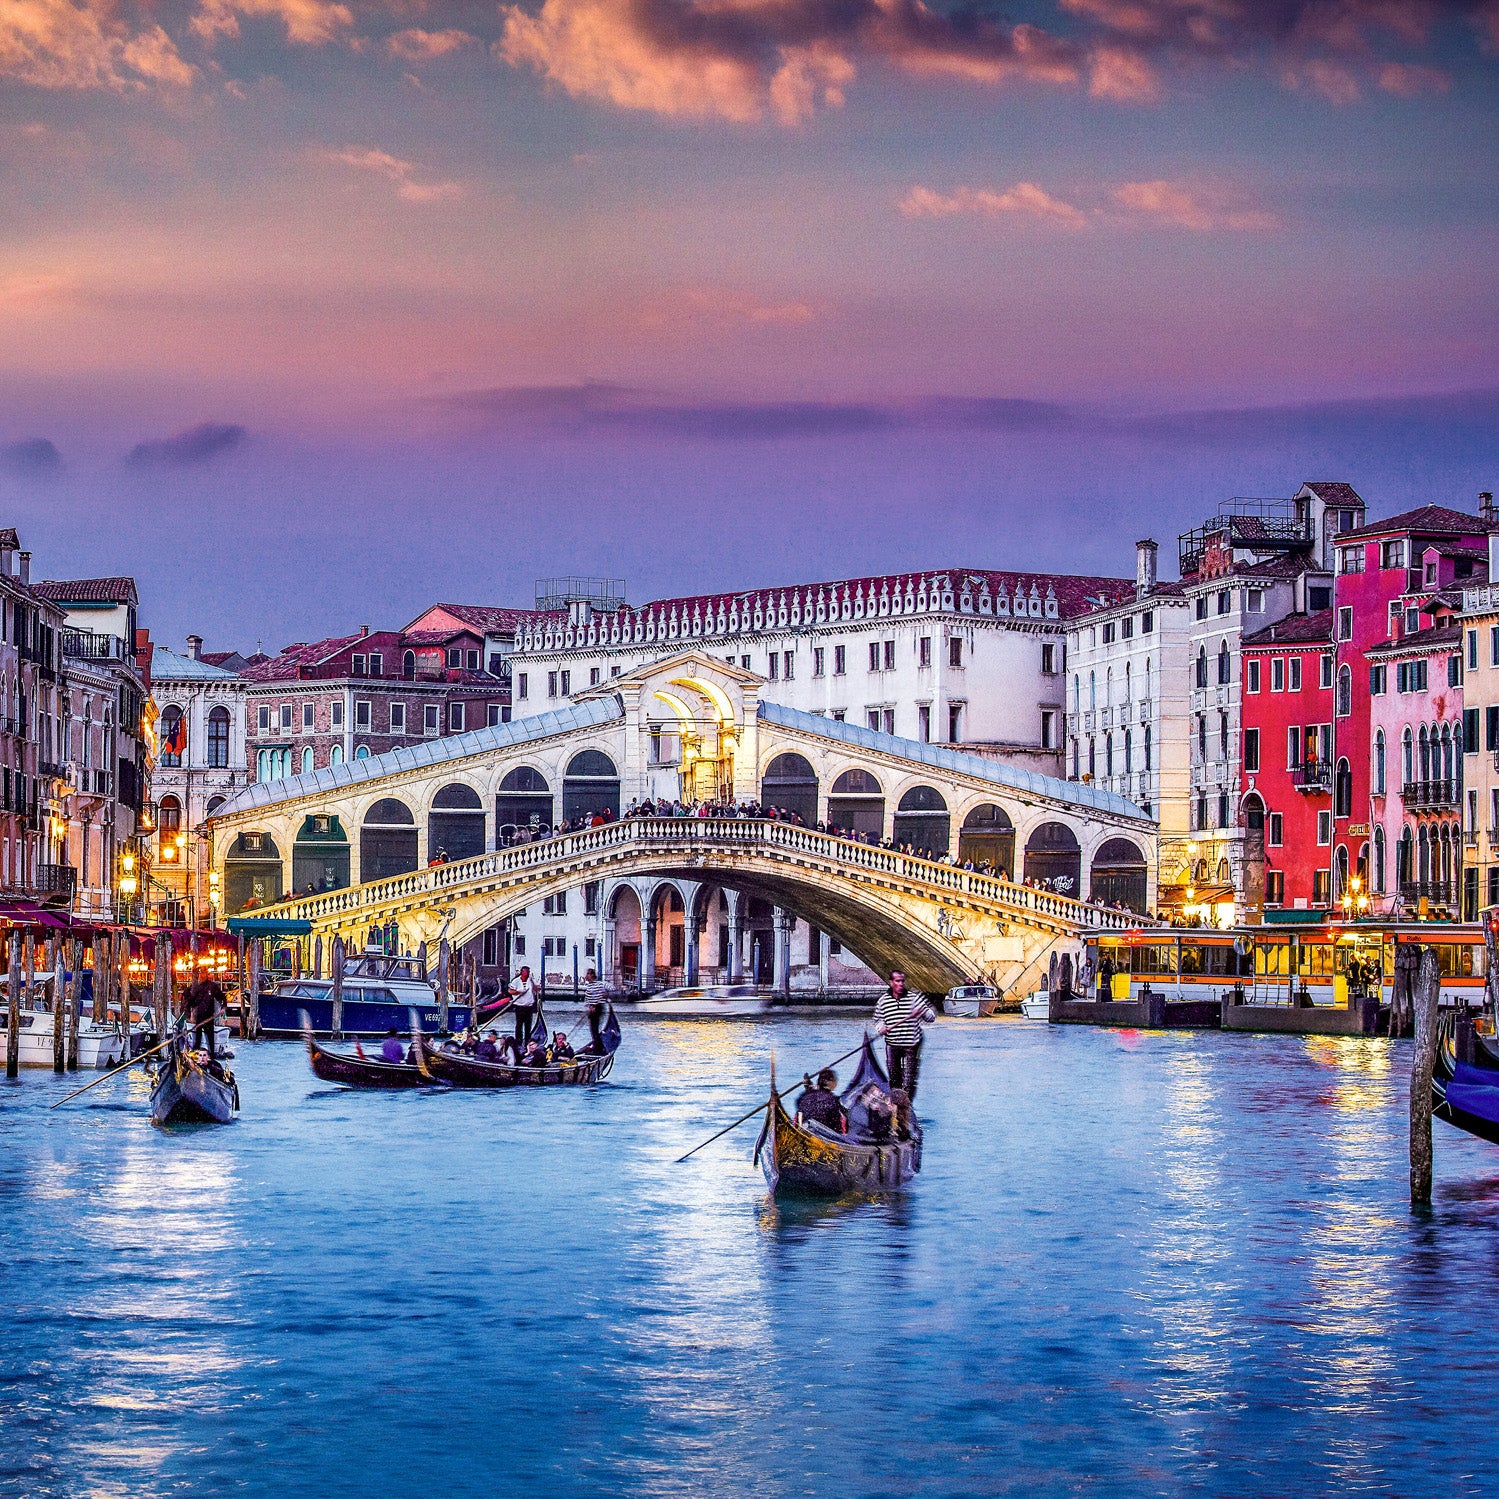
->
left=884, top=708, right=896, bottom=735
left=741, top=655, right=751, bottom=670
left=1266, top=870, right=1285, bottom=905
left=449, top=703, right=465, bottom=732
left=1450, top=654, right=1461, bottom=688
left=332, top=700, right=343, bottom=727
left=1216, top=590, right=1230, bottom=615
left=369, top=653, right=382, bottom=676
left=1369, top=664, right=1386, bottom=695
left=1246, top=590, right=1264, bottom=612
left=280, top=705, right=293, bottom=730
left=920, top=705, right=934, bottom=742
left=1337, top=607, right=1352, bottom=641
left=948, top=637, right=963, bottom=669
left=559, top=670, right=570, bottom=695
left=1491, top=625, right=1499, bottom=668
left=1466, top=628, right=1477, bottom=670
left=1268, top=812, right=1283, bottom=847
left=448, top=647, right=462, bottom=669
left=831, top=709, right=845, bottom=722
left=1121, top=618, right=1133, bottom=640
left=1465, top=707, right=1479, bottom=751
left=302, top=703, right=314, bottom=730
left=467, top=650, right=479, bottom=671
left=768, top=653, right=779, bottom=680
left=488, top=705, right=504, bottom=727
left=1247, top=659, right=1261, bottom=693
left=868, top=642, right=880, bottom=672
left=813, top=647, right=825, bottom=678
left=257, top=706, right=270, bottom=732
left=590, top=667, right=601, bottom=687
left=1487, top=706, right=1499, bottom=752
left=548, top=671, right=558, bottom=698
left=1319, top=655, right=1333, bottom=689
left=919, top=636, right=932, bottom=668
left=1141, top=611, right=1154, bottom=633
left=1339, top=545, right=1364, bottom=574
left=883, top=639, right=896, bottom=671
left=351, top=653, right=366, bottom=676
left=1102, top=623, right=1116, bottom=645
left=1271, top=658, right=1285, bottom=692
left=1289, top=657, right=1302, bottom=692
left=1492, top=789, right=1499, bottom=831
left=1381, top=540, right=1407, bottom=569
left=584, top=881, right=600, bottom=916
left=1317, top=810, right=1332, bottom=846
left=833, top=645, right=845, bottom=675
left=1287, top=725, right=1300, bottom=768
left=1041, top=709, right=1058, bottom=750
left=1195, top=596, right=1208, bottom=620
left=1406, top=607, right=1420, bottom=634
left=783, top=651, right=794, bottom=681
left=390, top=702, right=406, bottom=734
left=1244, top=728, right=1260, bottom=773
left=355, top=700, right=371, bottom=729
left=947, top=703, right=961, bottom=741
left=1040, top=644, right=1057, bottom=675
left=867, top=709, right=881, bottom=731
left=542, top=892, right=567, bottom=916
left=424, top=704, right=439, bottom=734
left=517, top=673, right=528, bottom=699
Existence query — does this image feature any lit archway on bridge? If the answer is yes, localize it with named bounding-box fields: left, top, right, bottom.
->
left=608, top=884, right=643, bottom=987
left=1024, top=821, right=1081, bottom=896
left=761, top=752, right=818, bottom=826
left=225, top=831, right=283, bottom=914
left=828, top=769, right=884, bottom=840
left=495, top=766, right=552, bottom=837
left=1090, top=837, right=1148, bottom=912
left=430, top=783, right=485, bottom=861
left=893, top=785, right=950, bottom=859
left=361, top=798, right=418, bottom=880
left=650, top=883, right=687, bottom=978
left=563, top=751, right=621, bottom=822
left=291, top=814, right=349, bottom=898
left=958, top=803, right=1014, bottom=876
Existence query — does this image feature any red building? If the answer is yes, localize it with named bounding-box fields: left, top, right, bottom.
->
left=1241, top=611, right=1335, bottom=911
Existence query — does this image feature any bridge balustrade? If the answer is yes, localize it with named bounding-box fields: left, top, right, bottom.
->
left=272, top=818, right=1152, bottom=934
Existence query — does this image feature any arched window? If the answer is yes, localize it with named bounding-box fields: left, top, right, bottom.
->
left=958, top=803, right=1014, bottom=875
left=1217, top=642, right=1231, bottom=685
left=206, top=706, right=230, bottom=768
left=1196, top=647, right=1208, bottom=689
left=761, top=753, right=818, bottom=825
left=1336, top=664, right=1352, bottom=718
left=1070, top=740, right=1080, bottom=778
left=1124, top=662, right=1132, bottom=702
left=1104, top=734, right=1113, bottom=777
left=1089, top=671, right=1096, bottom=710
left=1441, top=723, right=1453, bottom=783
left=828, top=769, right=885, bottom=839
left=1073, top=675, right=1080, bottom=715
left=430, top=783, right=486, bottom=860
left=563, top=750, right=621, bottom=821
left=1090, top=837, right=1147, bottom=911
left=361, top=799, right=417, bottom=880
left=1418, top=725, right=1430, bottom=783
left=1334, top=757, right=1352, bottom=819
left=355, top=745, right=370, bottom=760
left=1402, top=728, right=1413, bottom=788
left=301, top=746, right=314, bottom=775
left=330, top=743, right=344, bottom=767
left=1124, top=729, right=1133, bottom=775
left=1335, top=844, right=1349, bottom=896
left=403, top=650, right=416, bottom=680
left=1143, top=725, right=1152, bottom=771
left=159, top=705, right=185, bottom=767
left=1145, top=657, right=1152, bottom=701
left=256, top=748, right=269, bottom=781
left=893, top=785, right=950, bottom=858
left=1105, top=667, right=1113, bottom=707
left=1373, top=729, right=1386, bottom=796
left=1087, top=738, right=1096, bottom=777
left=496, top=766, right=553, bottom=832
left=1373, top=825, right=1386, bottom=893
left=159, top=795, right=181, bottom=835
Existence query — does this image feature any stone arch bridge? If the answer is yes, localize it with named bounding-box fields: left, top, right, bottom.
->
left=208, top=651, right=1157, bottom=992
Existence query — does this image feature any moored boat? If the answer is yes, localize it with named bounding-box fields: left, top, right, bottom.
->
left=420, top=1002, right=621, bottom=1088
left=149, top=1036, right=240, bottom=1125
left=259, top=948, right=471, bottom=1037
left=2, top=975, right=133, bottom=1068
left=755, top=1036, right=921, bottom=1196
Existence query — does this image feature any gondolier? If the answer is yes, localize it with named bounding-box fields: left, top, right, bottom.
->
left=179, top=976, right=224, bottom=1056
left=508, top=965, right=540, bottom=1050
left=873, top=972, right=935, bottom=1100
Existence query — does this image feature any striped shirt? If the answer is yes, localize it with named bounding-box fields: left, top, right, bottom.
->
left=874, top=990, right=934, bottom=1045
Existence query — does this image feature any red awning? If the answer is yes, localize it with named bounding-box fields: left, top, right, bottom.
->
left=0, top=900, right=70, bottom=929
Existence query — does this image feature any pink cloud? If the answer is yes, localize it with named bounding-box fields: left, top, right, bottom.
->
left=900, top=183, right=1089, bottom=227
left=385, top=28, right=475, bottom=62
left=317, top=146, right=463, bottom=202
left=191, top=0, right=354, bottom=48
left=1377, top=59, right=1451, bottom=96
left=1088, top=45, right=1160, bottom=101
left=1112, top=179, right=1280, bottom=231
left=0, top=1, right=194, bottom=91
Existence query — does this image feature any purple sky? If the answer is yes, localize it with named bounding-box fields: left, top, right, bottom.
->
left=3, top=1, right=1497, bottom=648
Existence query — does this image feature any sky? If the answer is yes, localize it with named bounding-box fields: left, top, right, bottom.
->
left=2, top=0, right=1497, bottom=649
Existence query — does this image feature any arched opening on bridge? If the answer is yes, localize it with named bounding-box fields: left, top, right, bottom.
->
left=224, top=831, right=283, bottom=913
left=650, top=884, right=687, bottom=981
left=1024, top=821, right=1081, bottom=896
left=828, top=769, right=884, bottom=840
left=1090, top=837, right=1148, bottom=912
left=608, top=885, right=642, bottom=988
left=760, top=753, right=818, bottom=826
left=360, top=798, right=418, bottom=880
left=291, top=814, right=350, bottom=898
left=893, top=785, right=950, bottom=859
left=495, top=766, right=552, bottom=838
left=429, top=783, right=485, bottom=861
left=958, top=803, right=1015, bottom=876
left=563, top=750, right=620, bottom=822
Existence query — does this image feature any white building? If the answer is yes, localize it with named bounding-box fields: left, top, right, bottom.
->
left=149, top=637, right=249, bottom=927
left=502, top=565, right=1134, bottom=992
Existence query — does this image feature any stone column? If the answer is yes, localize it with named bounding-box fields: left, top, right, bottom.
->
left=601, top=916, right=616, bottom=984
left=684, top=900, right=701, bottom=986
left=818, top=928, right=831, bottom=995
left=726, top=896, right=744, bottom=983
left=642, top=915, right=658, bottom=992
left=772, top=907, right=794, bottom=1000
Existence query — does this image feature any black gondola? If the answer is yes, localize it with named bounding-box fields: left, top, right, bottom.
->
left=149, top=1035, right=239, bottom=1125
left=1433, top=1016, right=1499, bottom=1146
left=420, top=1002, right=621, bottom=1089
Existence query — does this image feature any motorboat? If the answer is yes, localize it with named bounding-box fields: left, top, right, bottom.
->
left=258, top=948, right=471, bottom=1036
left=943, top=983, right=1003, bottom=1018
left=626, top=983, right=778, bottom=1018
left=1019, top=989, right=1050, bottom=1020
left=1, top=974, right=131, bottom=1069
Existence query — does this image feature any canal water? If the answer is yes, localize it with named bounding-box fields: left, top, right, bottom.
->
left=4, top=1017, right=1499, bottom=1498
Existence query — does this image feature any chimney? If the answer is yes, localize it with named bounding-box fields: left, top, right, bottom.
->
left=359, top=624, right=369, bottom=638
left=18, top=551, right=31, bottom=585
left=1481, top=491, right=1496, bottom=525
left=1135, top=539, right=1158, bottom=598
left=186, top=634, right=203, bottom=661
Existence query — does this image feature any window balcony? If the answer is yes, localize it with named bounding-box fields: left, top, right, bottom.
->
left=1293, top=763, right=1332, bottom=793
left=36, top=863, right=77, bottom=900
left=61, top=629, right=129, bottom=663
left=1401, top=778, right=1458, bottom=810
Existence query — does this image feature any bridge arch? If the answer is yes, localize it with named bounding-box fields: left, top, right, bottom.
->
left=957, top=802, right=1015, bottom=875
left=495, top=765, right=553, bottom=838
left=1024, top=821, right=1081, bottom=896
left=361, top=798, right=418, bottom=881
left=892, top=784, right=950, bottom=859
left=291, top=814, right=350, bottom=898
left=225, top=830, right=283, bottom=913
left=828, top=768, right=884, bottom=840
left=760, top=752, right=818, bottom=826
left=1090, top=836, right=1148, bottom=912
left=429, top=782, right=486, bottom=861
left=562, top=750, right=620, bottom=822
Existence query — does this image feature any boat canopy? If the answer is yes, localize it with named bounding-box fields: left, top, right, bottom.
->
left=227, top=916, right=315, bottom=936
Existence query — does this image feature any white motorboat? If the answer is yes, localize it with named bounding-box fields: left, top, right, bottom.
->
left=1, top=976, right=131, bottom=1069
left=1019, top=990, right=1050, bottom=1020
left=944, top=983, right=1003, bottom=1017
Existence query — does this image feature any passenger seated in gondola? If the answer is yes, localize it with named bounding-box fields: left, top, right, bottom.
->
left=795, top=1069, right=845, bottom=1134
left=551, top=1031, right=575, bottom=1062
left=474, top=1032, right=500, bottom=1062
left=521, top=1036, right=549, bottom=1066
left=862, top=1090, right=896, bottom=1142
left=379, top=1027, right=405, bottom=1064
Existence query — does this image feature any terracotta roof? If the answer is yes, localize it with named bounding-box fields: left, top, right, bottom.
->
left=1366, top=624, right=1464, bottom=659
left=241, top=633, right=370, bottom=682
left=1299, top=481, right=1364, bottom=507
left=1242, top=610, right=1334, bottom=647
left=402, top=629, right=468, bottom=646
left=425, top=604, right=541, bottom=634
left=1340, top=505, right=1493, bottom=542
left=1237, top=553, right=1328, bottom=580
left=34, top=576, right=138, bottom=605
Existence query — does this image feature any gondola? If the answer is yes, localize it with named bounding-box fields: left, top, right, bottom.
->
left=149, top=1035, right=240, bottom=1125
left=1433, top=1015, right=1499, bottom=1146
left=754, top=1035, right=921, bottom=1197
left=420, top=1002, right=621, bottom=1089
left=304, top=1030, right=429, bottom=1089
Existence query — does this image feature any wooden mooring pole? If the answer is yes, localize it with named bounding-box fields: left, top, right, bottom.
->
left=1410, top=945, right=1441, bottom=1207
left=6, top=931, right=19, bottom=1079
left=52, top=939, right=66, bottom=1074
left=330, top=934, right=345, bottom=1039
left=66, top=938, right=82, bottom=1072
left=246, top=938, right=261, bottom=1041
left=438, top=937, right=450, bottom=1035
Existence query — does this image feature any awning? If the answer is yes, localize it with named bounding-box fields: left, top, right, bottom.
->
left=0, top=900, right=71, bottom=929
left=227, top=916, right=314, bottom=936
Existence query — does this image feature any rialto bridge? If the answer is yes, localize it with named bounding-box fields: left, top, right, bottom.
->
left=207, top=652, right=1158, bottom=993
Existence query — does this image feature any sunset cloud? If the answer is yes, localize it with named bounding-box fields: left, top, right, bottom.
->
left=317, top=145, right=463, bottom=202
left=1112, top=179, right=1281, bottom=231
left=899, top=183, right=1089, bottom=227
left=191, top=0, right=353, bottom=48
left=0, top=1, right=193, bottom=91
left=385, top=27, right=475, bottom=62
left=125, top=421, right=247, bottom=468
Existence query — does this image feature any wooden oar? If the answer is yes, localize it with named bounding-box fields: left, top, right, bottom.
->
left=674, top=994, right=934, bottom=1164
left=49, top=1032, right=178, bottom=1109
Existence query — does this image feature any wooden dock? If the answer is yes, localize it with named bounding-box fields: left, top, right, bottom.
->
left=1048, top=986, right=1384, bottom=1036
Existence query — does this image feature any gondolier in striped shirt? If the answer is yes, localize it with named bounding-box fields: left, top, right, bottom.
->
left=873, top=972, right=936, bottom=1100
